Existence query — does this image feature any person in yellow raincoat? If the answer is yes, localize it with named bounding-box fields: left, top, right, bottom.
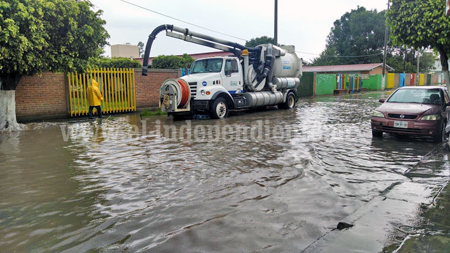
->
left=87, top=79, right=104, bottom=118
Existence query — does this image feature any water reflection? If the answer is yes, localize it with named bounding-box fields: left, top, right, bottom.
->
left=0, top=91, right=444, bottom=252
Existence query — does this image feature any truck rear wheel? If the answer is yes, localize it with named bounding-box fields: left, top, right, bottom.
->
left=279, top=92, right=297, bottom=109
left=210, top=97, right=229, bottom=119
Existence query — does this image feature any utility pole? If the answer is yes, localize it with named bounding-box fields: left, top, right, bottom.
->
left=274, top=0, right=278, bottom=45
left=403, top=45, right=407, bottom=87
left=416, top=50, right=421, bottom=86
left=382, top=0, right=390, bottom=91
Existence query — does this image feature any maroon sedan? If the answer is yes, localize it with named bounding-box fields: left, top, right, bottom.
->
left=371, top=86, right=450, bottom=142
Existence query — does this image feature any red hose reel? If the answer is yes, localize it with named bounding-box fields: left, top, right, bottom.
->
left=177, top=79, right=190, bottom=108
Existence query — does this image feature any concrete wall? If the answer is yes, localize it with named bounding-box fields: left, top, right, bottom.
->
left=362, top=75, right=382, bottom=90
left=134, top=69, right=179, bottom=108
left=15, top=69, right=179, bottom=122
left=298, top=72, right=314, bottom=97
left=316, top=74, right=337, bottom=95
left=16, top=72, right=67, bottom=121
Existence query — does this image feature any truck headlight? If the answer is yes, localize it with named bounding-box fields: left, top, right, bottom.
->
left=201, top=90, right=205, bottom=96
left=421, top=114, right=440, bottom=121
left=372, top=110, right=384, bottom=118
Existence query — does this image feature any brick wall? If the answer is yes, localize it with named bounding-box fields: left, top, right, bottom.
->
left=14, top=69, right=179, bottom=122
left=16, top=72, right=67, bottom=121
left=134, top=69, right=179, bottom=108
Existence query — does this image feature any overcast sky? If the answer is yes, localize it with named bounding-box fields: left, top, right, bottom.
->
left=90, top=0, right=388, bottom=62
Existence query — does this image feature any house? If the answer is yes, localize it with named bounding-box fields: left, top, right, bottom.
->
left=303, top=63, right=394, bottom=75
left=111, top=43, right=140, bottom=58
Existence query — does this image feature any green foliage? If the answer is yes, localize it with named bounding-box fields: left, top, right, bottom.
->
left=245, top=36, right=275, bottom=47
left=140, top=108, right=166, bottom=117
left=0, top=0, right=109, bottom=89
left=137, top=41, right=144, bottom=57
left=311, top=47, right=341, bottom=66
left=388, top=0, right=450, bottom=73
left=312, top=7, right=385, bottom=65
left=88, top=57, right=141, bottom=69
left=152, top=54, right=195, bottom=69
left=386, top=51, right=437, bottom=73
left=311, top=6, right=437, bottom=73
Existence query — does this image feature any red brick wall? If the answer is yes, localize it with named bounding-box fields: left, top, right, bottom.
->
left=134, top=69, right=179, bottom=108
left=14, top=69, right=179, bottom=122
left=15, top=72, right=67, bottom=121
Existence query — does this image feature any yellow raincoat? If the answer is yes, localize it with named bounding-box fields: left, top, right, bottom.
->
left=87, top=79, right=103, bottom=106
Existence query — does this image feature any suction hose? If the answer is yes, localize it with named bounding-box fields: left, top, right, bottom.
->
left=142, top=25, right=173, bottom=76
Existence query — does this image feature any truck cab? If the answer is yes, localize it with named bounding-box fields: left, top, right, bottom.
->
left=182, top=56, right=244, bottom=98
left=171, top=56, right=245, bottom=117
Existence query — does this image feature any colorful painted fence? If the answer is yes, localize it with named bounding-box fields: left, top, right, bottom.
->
left=67, top=68, right=136, bottom=116
left=298, top=72, right=445, bottom=98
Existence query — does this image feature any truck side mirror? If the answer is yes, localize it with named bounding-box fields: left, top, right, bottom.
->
left=225, top=69, right=231, bottom=76
left=379, top=98, right=386, bottom=103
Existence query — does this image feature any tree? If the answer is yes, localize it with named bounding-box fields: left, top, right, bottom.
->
left=137, top=41, right=144, bottom=57
left=312, top=7, right=385, bottom=65
left=385, top=50, right=437, bottom=73
left=88, top=57, right=141, bottom=68
left=152, top=54, right=195, bottom=69
left=311, top=6, right=437, bottom=73
left=310, top=47, right=341, bottom=66
left=245, top=36, right=275, bottom=47
left=388, top=0, right=450, bottom=87
left=0, top=0, right=109, bottom=131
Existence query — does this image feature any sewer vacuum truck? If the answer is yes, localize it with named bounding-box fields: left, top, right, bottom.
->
left=142, top=24, right=302, bottom=119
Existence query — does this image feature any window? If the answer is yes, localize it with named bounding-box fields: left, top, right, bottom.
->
left=190, top=58, right=223, bottom=74
left=224, top=59, right=239, bottom=74
left=387, top=88, right=442, bottom=105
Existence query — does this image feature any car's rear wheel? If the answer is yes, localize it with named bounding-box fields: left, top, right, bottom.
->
left=372, top=130, right=383, bottom=138
left=433, top=121, right=446, bottom=143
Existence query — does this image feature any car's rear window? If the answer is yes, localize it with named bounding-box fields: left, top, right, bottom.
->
left=387, top=89, right=442, bottom=104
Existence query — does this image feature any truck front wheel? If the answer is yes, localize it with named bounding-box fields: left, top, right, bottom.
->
left=210, top=97, right=229, bottom=119
left=279, top=92, right=297, bottom=109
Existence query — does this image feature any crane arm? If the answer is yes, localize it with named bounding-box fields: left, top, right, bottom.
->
left=142, top=24, right=261, bottom=76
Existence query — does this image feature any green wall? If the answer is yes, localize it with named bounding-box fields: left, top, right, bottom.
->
left=298, top=72, right=314, bottom=97
left=362, top=75, right=382, bottom=90
left=316, top=74, right=336, bottom=95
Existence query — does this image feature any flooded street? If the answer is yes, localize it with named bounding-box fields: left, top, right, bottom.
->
left=1, top=91, right=449, bottom=252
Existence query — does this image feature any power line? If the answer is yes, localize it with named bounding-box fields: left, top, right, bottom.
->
left=120, top=0, right=386, bottom=60
left=120, top=0, right=248, bottom=41
left=296, top=51, right=381, bottom=58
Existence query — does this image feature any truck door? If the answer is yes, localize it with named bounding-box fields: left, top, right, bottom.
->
left=222, top=59, right=243, bottom=94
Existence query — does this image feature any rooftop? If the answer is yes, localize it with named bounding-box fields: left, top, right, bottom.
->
left=303, top=63, right=394, bottom=73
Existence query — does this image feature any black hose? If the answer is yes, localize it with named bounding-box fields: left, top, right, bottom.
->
left=142, top=24, right=262, bottom=76
left=142, top=24, right=173, bottom=76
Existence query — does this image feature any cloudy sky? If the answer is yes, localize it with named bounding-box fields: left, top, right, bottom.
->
left=90, top=0, right=388, bottom=62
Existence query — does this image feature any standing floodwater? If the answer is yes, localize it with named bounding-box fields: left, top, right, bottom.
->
left=0, top=91, right=444, bottom=252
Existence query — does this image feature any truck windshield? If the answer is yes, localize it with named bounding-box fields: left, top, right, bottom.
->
left=190, top=59, right=223, bottom=74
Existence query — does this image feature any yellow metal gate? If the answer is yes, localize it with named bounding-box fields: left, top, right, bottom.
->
left=67, top=68, right=136, bottom=116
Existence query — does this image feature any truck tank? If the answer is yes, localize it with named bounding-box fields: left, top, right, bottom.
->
left=243, top=91, right=284, bottom=107
left=271, top=45, right=302, bottom=79
left=244, top=45, right=302, bottom=92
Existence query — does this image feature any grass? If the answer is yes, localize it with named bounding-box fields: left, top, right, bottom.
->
left=140, top=108, right=167, bottom=117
